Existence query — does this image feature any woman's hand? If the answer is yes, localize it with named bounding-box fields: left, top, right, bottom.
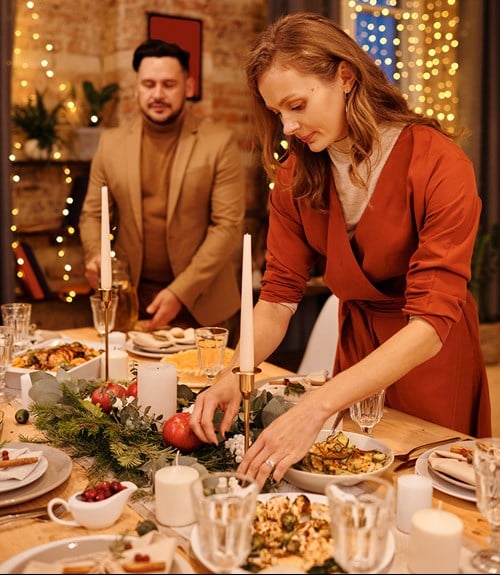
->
left=236, top=393, right=326, bottom=489
left=189, top=371, right=242, bottom=445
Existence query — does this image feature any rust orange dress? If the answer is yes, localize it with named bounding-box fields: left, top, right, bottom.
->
left=260, top=125, right=492, bottom=437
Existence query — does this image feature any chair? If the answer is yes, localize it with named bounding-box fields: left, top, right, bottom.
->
left=298, top=293, right=339, bottom=376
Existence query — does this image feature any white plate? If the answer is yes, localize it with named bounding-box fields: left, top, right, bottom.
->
left=0, top=452, right=48, bottom=493
left=0, top=442, right=73, bottom=508
left=0, top=534, right=194, bottom=574
left=415, top=440, right=477, bottom=502
left=431, top=466, right=476, bottom=491
left=190, top=492, right=395, bottom=574
left=256, top=375, right=313, bottom=403
left=125, top=339, right=196, bottom=358
left=283, top=430, right=394, bottom=493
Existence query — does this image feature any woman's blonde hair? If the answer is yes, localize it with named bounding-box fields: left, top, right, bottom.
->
left=246, top=11, right=450, bottom=209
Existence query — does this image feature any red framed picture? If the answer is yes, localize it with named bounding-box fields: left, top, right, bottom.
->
left=147, top=12, right=203, bottom=101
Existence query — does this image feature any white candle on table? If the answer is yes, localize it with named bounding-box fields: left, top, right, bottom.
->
left=396, top=474, right=433, bottom=533
left=155, top=465, right=199, bottom=526
left=239, top=233, right=254, bottom=371
left=137, top=362, right=177, bottom=420
left=102, top=350, right=129, bottom=381
left=100, top=185, right=112, bottom=290
left=408, top=507, right=463, bottom=573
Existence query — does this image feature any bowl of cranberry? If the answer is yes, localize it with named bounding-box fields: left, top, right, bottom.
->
left=47, top=480, right=138, bottom=529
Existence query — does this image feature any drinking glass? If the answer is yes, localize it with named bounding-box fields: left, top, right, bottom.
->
left=326, top=477, right=395, bottom=574
left=471, top=437, right=500, bottom=573
left=349, top=388, right=385, bottom=434
left=1, top=302, right=32, bottom=353
left=190, top=471, right=259, bottom=573
left=0, top=326, right=15, bottom=405
left=195, top=327, right=229, bottom=383
left=90, top=292, right=118, bottom=336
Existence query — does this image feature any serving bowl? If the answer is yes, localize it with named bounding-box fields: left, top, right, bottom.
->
left=283, top=430, right=394, bottom=493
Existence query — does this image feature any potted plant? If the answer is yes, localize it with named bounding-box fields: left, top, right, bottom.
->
left=76, top=80, right=119, bottom=159
left=11, top=90, right=67, bottom=159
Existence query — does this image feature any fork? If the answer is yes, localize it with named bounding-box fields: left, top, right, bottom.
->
left=394, top=436, right=463, bottom=461
left=0, top=502, right=66, bottom=526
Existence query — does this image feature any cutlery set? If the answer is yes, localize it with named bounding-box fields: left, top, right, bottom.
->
left=0, top=502, right=65, bottom=526
left=393, top=436, right=464, bottom=472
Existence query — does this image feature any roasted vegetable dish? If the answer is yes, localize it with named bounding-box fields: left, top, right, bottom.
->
left=11, top=341, right=102, bottom=371
left=294, top=431, right=390, bottom=475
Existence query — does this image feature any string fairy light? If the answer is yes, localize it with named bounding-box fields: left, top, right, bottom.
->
left=10, top=0, right=82, bottom=302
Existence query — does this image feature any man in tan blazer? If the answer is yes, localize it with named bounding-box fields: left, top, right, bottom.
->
left=79, top=39, right=245, bottom=331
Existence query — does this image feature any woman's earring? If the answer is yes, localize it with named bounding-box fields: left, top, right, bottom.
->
left=345, top=91, right=350, bottom=113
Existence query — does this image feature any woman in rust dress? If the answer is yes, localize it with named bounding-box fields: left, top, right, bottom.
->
left=190, top=12, right=492, bottom=487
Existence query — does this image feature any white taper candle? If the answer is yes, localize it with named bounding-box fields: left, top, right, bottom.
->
left=100, top=185, right=112, bottom=290
left=239, top=233, right=254, bottom=372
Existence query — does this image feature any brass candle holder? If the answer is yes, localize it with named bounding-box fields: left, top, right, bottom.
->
left=233, top=366, right=262, bottom=453
left=98, top=287, right=115, bottom=382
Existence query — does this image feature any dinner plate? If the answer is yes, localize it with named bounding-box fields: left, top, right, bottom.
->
left=0, top=534, right=194, bottom=574
left=0, top=442, right=73, bottom=508
left=0, top=452, right=48, bottom=493
left=190, top=493, right=395, bottom=574
left=415, top=440, right=477, bottom=502
left=430, top=465, right=476, bottom=491
left=256, top=375, right=313, bottom=403
left=125, top=339, right=196, bottom=358
left=283, top=430, right=394, bottom=492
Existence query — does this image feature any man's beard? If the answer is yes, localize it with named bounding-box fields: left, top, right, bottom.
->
left=144, top=101, right=185, bottom=126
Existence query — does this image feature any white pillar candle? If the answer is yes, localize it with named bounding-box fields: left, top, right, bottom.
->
left=396, top=474, right=433, bottom=533
left=102, top=350, right=129, bottom=382
left=155, top=465, right=199, bottom=526
left=108, top=331, right=126, bottom=350
left=137, top=362, right=177, bottom=420
left=100, top=185, right=112, bottom=290
left=239, top=233, right=254, bottom=371
left=408, top=508, right=463, bottom=573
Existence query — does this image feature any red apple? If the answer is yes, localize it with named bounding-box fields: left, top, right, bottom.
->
left=162, top=412, right=204, bottom=453
left=126, top=380, right=137, bottom=398
left=91, top=382, right=127, bottom=413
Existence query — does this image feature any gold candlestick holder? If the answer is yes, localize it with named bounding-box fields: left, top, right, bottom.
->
left=98, top=287, right=115, bottom=382
left=233, top=366, right=262, bottom=453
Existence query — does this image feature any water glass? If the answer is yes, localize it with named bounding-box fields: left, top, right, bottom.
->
left=90, top=292, right=118, bottom=336
left=195, top=327, right=229, bottom=382
left=349, top=388, right=386, bottom=434
left=471, top=437, right=500, bottom=573
left=326, top=477, right=394, bottom=574
left=190, top=471, right=259, bottom=573
left=1, top=302, right=32, bottom=353
left=0, top=326, right=14, bottom=405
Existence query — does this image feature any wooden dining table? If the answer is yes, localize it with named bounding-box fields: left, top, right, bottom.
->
left=0, top=326, right=490, bottom=573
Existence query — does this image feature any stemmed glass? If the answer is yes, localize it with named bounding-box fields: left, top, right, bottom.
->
left=349, top=389, right=385, bottom=434
left=471, top=437, right=500, bottom=573
left=0, top=326, right=15, bottom=405
left=190, top=471, right=259, bottom=573
left=194, top=327, right=229, bottom=384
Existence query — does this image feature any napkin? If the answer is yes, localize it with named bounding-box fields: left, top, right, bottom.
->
left=428, top=449, right=475, bottom=486
left=0, top=448, right=43, bottom=481
left=128, top=327, right=195, bottom=350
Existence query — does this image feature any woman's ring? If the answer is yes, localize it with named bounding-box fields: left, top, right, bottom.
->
left=265, top=459, right=276, bottom=469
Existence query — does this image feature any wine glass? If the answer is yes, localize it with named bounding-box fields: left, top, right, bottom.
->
left=195, top=327, right=229, bottom=384
left=349, top=389, right=385, bottom=434
left=471, top=437, right=500, bottom=573
left=0, top=326, right=15, bottom=405
left=190, top=471, right=259, bottom=573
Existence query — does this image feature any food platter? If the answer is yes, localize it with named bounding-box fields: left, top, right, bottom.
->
left=0, top=442, right=73, bottom=508
left=190, top=492, right=395, bottom=574
left=284, top=431, right=394, bottom=492
left=415, top=440, right=477, bottom=502
left=256, top=375, right=313, bottom=403
left=0, top=534, right=194, bottom=574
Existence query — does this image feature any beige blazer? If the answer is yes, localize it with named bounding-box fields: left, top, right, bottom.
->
left=79, top=109, right=246, bottom=325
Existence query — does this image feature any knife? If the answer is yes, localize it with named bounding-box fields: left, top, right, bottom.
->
left=0, top=506, right=48, bottom=525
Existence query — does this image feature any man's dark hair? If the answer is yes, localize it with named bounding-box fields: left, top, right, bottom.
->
left=132, top=39, right=190, bottom=73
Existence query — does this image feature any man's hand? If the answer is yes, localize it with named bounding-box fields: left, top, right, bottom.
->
left=85, top=258, right=100, bottom=289
left=143, top=288, right=182, bottom=330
